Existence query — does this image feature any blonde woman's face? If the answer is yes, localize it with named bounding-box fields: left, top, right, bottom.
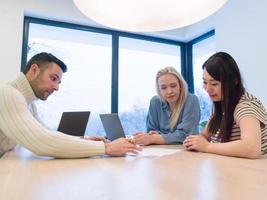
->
left=158, top=74, right=180, bottom=105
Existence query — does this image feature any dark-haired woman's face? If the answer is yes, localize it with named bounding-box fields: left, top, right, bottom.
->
left=203, top=68, right=222, bottom=102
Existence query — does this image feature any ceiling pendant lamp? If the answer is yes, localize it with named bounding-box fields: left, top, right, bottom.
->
left=73, top=0, right=228, bottom=32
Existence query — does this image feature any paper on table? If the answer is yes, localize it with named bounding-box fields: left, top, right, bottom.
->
left=137, top=147, right=181, bottom=157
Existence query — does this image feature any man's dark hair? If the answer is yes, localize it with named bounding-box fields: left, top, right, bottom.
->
left=23, top=52, right=67, bottom=74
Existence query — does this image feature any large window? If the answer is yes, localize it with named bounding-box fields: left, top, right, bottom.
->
left=192, top=34, right=215, bottom=130
left=23, top=17, right=183, bottom=137
left=118, top=37, right=181, bottom=135
left=23, top=17, right=214, bottom=137
left=27, top=23, right=112, bottom=136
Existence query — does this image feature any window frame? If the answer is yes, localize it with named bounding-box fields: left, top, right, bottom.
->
left=185, top=30, right=215, bottom=93
left=22, top=16, right=214, bottom=113
left=21, top=16, right=186, bottom=113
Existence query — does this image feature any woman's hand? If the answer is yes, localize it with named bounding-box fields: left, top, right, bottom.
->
left=183, top=134, right=210, bottom=152
left=133, top=131, right=164, bottom=146
left=133, top=132, right=152, bottom=146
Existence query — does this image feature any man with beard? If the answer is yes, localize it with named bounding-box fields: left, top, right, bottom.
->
left=0, top=52, right=141, bottom=158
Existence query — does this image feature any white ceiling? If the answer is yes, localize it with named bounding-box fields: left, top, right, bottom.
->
left=66, top=0, right=217, bottom=42
left=68, top=7, right=216, bottom=42
left=26, top=0, right=217, bottom=42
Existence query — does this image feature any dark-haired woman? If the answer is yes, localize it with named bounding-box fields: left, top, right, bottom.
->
left=183, top=52, right=267, bottom=159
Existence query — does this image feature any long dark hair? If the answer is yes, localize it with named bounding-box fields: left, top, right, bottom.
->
left=202, top=52, right=245, bottom=142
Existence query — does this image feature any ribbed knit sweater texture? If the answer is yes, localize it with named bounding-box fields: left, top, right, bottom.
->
left=0, top=73, right=105, bottom=158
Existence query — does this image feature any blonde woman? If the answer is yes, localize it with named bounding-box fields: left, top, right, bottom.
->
left=133, top=66, right=200, bottom=145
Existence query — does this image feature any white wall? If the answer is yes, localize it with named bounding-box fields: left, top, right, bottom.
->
left=0, top=1, right=23, bottom=82
left=1, top=0, right=267, bottom=106
left=215, top=0, right=267, bottom=106
left=0, top=0, right=94, bottom=84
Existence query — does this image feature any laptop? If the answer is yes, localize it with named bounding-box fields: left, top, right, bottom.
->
left=57, top=111, right=90, bottom=137
left=99, top=113, right=126, bottom=141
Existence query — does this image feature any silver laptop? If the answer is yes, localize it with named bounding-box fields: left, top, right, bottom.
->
left=99, top=113, right=126, bottom=141
left=57, top=111, right=90, bottom=137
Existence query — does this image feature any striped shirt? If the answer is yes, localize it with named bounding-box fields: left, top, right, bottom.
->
left=211, top=92, right=267, bottom=155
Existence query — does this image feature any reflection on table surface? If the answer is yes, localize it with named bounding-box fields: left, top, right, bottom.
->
left=1, top=145, right=267, bottom=200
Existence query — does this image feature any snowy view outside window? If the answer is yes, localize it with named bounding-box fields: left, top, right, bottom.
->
left=192, top=36, right=215, bottom=131
left=118, top=37, right=181, bottom=135
left=27, top=23, right=181, bottom=136
left=28, top=23, right=112, bottom=136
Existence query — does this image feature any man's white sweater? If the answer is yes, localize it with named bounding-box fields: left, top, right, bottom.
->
left=0, top=73, right=105, bottom=158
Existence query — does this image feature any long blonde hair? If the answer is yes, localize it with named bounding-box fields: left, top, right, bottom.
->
left=156, top=66, right=188, bottom=131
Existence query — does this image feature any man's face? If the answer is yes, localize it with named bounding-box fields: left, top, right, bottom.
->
left=29, top=63, right=63, bottom=100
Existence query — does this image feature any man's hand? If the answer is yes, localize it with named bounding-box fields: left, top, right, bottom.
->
left=84, top=135, right=109, bottom=143
left=105, top=138, right=142, bottom=156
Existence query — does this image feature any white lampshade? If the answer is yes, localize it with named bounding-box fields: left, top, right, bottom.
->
left=73, top=0, right=228, bottom=32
